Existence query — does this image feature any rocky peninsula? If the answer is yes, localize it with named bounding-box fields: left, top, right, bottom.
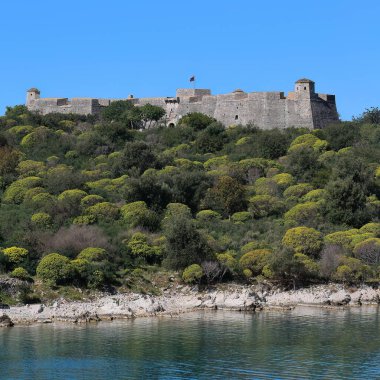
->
left=2, top=283, right=380, bottom=326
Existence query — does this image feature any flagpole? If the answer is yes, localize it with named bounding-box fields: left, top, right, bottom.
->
left=189, top=75, right=196, bottom=89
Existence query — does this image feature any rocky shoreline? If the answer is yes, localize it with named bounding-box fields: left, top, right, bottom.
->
left=1, top=283, right=380, bottom=326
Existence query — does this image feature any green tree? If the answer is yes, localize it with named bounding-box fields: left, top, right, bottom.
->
left=101, top=100, right=134, bottom=122
left=140, top=104, right=165, bottom=129
left=285, top=144, right=322, bottom=183
left=111, top=141, right=160, bottom=175
left=353, top=107, right=380, bottom=124
left=194, top=122, right=227, bottom=153
left=202, top=176, right=246, bottom=217
left=164, top=213, right=212, bottom=270
left=177, top=112, right=216, bottom=131
left=324, top=154, right=372, bottom=226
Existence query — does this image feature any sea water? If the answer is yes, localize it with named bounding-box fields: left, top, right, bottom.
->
left=0, top=307, right=379, bottom=379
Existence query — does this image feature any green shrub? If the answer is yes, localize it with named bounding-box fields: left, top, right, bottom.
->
left=334, top=257, right=371, bottom=283
left=289, top=134, right=328, bottom=153
left=196, top=209, right=222, bottom=222
left=282, top=227, right=322, bottom=257
left=302, top=189, right=326, bottom=202
left=86, top=202, right=119, bottom=222
left=253, top=177, right=279, bottom=196
left=121, top=201, right=157, bottom=229
left=284, top=202, right=320, bottom=226
left=10, top=267, right=31, bottom=281
left=126, top=233, right=162, bottom=262
left=72, top=215, right=97, bottom=225
left=359, top=222, right=380, bottom=236
left=241, top=241, right=269, bottom=253
left=36, top=253, right=73, bottom=286
left=17, top=160, right=45, bottom=178
left=2, top=247, right=29, bottom=265
left=239, top=249, right=272, bottom=276
left=30, top=193, right=57, bottom=212
left=182, top=264, right=203, bottom=283
left=272, top=173, right=294, bottom=188
left=77, top=247, right=107, bottom=261
left=71, top=258, right=90, bottom=280
left=249, top=194, right=284, bottom=218
left=58, top=189, right=87, bottom=203
left=164, top=203, right=192, bottom=219
left=80, top=194, right=104, bottom=209
left=231, top=211, right=251, bottom=223
left=31, top=212, right=52, bottom=228
left=283, top=183, right=313, bottom=199
left=204, top=156, right=229, bottom=171
left=3, top=176, right=42, bottom=204
left=216, top=252, right=238, bottom=274
left=324, top=230, right=360, bottom=250
left=243, top=268, right=253, bottom=279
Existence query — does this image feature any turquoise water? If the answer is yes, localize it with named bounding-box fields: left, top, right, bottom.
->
left=1, top=307, right=380, bottom=379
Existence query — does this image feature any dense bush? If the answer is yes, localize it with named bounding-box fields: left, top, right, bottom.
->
left=182, top=264, right=203, bottom=283
left=36, top=253, right=73, bottom=285
left=2, top=247, right=29, bottom=267
left=282, top=227, right=322, bottom=258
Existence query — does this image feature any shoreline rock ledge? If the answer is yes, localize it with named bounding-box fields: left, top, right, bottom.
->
left=0, top=314, right=14, bottom=327
left=3, top=283, right=380, bottom=326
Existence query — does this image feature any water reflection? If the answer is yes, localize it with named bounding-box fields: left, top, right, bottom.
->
left=0, top=307, right=379, bottom=379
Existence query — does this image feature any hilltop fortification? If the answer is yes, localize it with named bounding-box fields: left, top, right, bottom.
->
left=26, top=79, right=339, bottom=129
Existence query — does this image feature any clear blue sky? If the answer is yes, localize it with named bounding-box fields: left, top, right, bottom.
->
left=1, top=0, right=379, bottom=120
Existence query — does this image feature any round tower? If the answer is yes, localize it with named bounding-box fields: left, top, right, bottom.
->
left=26, top=88, right=40, bottom=106
left=295, top=78, right=315, bottom=96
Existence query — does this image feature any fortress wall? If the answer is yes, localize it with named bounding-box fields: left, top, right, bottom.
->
left=137, top=97, right=169, bottom=107
left=175, top=96, right=218, bottom=123
left=29, top=98, right=97, bottom=115
left=176, top=89, right=211, bottom=97
left=310, top=96, right=339, bottom=129
left=285, top=98, right=314, bottom=129
left=98, top=99, right=111, bottom=107
left=25, top=81, right=339, bottom=129
left=70, top=99, right=98, bottom=114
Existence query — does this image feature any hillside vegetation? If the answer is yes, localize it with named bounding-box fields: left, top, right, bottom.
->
left=0, top=103, right=379, bottom=300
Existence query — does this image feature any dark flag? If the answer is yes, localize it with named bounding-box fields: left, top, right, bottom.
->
left=189, top=76, right=195, bottom=82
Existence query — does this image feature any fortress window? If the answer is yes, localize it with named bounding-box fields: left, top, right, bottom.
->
left=235, top=115, right=239, bottom=120
left=304, top=87, right=306, bottom=90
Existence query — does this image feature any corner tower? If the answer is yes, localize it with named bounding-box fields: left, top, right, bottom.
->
left=26, top=88, right=40, bottom=107
left=295, top=78, right=315, bottom=97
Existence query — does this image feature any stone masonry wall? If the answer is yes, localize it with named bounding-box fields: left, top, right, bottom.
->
left=26, top=81, right=339, bottom=129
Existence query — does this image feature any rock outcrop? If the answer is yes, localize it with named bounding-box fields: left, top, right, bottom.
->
left=4, top=283, right=380, bottom=325
left=0, top=314, right=14, bottom=327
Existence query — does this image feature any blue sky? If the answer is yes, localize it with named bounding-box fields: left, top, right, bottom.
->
left=1, top=0, right=379, bottom=120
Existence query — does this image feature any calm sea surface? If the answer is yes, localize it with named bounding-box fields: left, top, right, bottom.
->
left=0, top=307, right=380, bottom=379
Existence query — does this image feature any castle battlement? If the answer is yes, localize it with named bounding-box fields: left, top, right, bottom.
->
left=26, top=79, right=339, bottom=129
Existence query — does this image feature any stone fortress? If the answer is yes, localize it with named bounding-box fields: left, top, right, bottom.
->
left=26, top=79, right=339, bottom=129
